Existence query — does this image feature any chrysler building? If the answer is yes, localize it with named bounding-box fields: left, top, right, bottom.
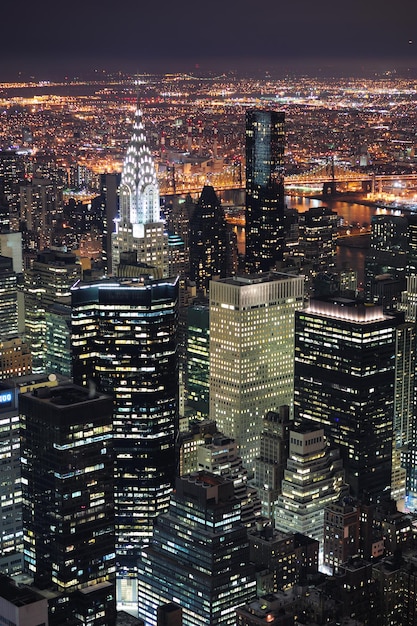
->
left=111, top=104, right=168, bottom=276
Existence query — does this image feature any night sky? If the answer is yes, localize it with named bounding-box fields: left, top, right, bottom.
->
left=2, top=0, right=417, bottom=79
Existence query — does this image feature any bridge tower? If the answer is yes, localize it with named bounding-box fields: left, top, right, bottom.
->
left=323, top=154, right=336, bottom=195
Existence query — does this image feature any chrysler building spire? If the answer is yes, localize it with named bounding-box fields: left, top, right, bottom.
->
left=111, top=102, right=168, bottom=276
left=119, top=106, right=160, bottom=226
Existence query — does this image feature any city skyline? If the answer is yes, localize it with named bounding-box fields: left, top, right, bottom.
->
left=2, top=0, right=417, bottom=80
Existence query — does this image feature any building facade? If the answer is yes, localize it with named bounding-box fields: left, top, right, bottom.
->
left=137, top=472, right=256, bottom=626
left=245, top=109, right=286, bottom=274
left=188, top=184, right=236, bottom=293
left=294, top=297, right=400, bottom=503
left=274, top=425, right=347, bottom=544
left=20, top=382, right=116, bottom=625
left=71, top=276, right=179, bottom=564
left=209, top=272, right=304, bottom=472
left=111, top=106, right=168, bottom=277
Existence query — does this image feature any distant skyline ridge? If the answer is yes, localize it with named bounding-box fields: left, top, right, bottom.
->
left=3, top=56, right=417, bottom=82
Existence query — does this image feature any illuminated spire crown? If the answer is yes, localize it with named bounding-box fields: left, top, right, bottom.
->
left=120, top=105, right=160, bottom=225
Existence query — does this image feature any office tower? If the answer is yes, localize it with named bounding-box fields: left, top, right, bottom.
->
left=111, top=105, right=168, bottom=277
left=294, top=297, right=400, bottom=503
left=406, top=213, right=417, bottom=275
left=166, top=193, right=194, bottom=254
left=323, top=498, right=360, bottom=572
left=19, top=177, right=63, bottom=250
left=399, top=274, right=417, bottom=322
left=100, top=172, right=121, bottom=273
left=188, top=185, right=236, bottom=294
left=209, top=272, right=304, bottom=472
left=71, top=276, right=179, bottom=562
left=391, top=322, right=415, bottom=505
left=137, top=472, right=256, bottom=626
left=178, top=419, right=218, bottom=476
left=297, top=205, right=338, bottom=275
left=0, top=574, right=48, bottom=626
left=23, top=250, right=81, bottom=374
left=20, top=382, right=116, bottom=625
left=248, top=524, right=319, bottom=594
left=0, top=149, right=26, bottom=232
left=0, top=386, right=22, bottom=574
left=252, top=406, right=291, bottom=521
left=197, top=432, right=262, bottom=528
left=274, top=425, right=346, bottom=545
left=0, top=255, right=18, bottom=338
left=365, top=214, right=408, bottom=307
left=186, top=298, right=210, bottom=419
left=167, top=232, right=187, bottom=280
left=245, top=109, right=285, bottom=274
left=0, top=337, right=32, bottom=380
left=0, top=373, right=67, bottom=576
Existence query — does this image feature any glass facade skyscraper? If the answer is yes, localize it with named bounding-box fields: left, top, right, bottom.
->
left=245, top=109, right=285, bottom=274
left=71, top=276, right=179, bottom=562
left=294, top=298, right=401, bottom=503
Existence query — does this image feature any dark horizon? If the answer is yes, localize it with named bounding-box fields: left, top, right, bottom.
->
left=2, top=0, right=417, bottom=82
left=3, top=55, right=417, bottom=83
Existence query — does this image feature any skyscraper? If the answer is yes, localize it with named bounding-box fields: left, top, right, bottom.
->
left=137, top=472, right=256, bottom=626
left=196, top=432, right=262, bottom=528
left=20, top=382, right=116, bottom=625
left=209, top=272, right=304, bottom=472
left=186, top=298, right=210, bottom=420
left=71, top=276, right=179, bottom=564
left=365, top=214, right=408, bottom=307
left=111, top=105, right=168, bottom=277
left=99, top=172, right=121, bottom=274
left=188, top=184, right=236, bottom=294
left=391, top=321, right=416, bottom=505
left=23, top=250, right=81, bottom=374
left=0, top=385, right=22, bottom=575
left=294, top=297, right=400, bottom=503
left=296, top=206, right=338, bottom=282
left=245, top=109, right=285, bottom=274
left=0, top=255, right=18, bottom=339
left=252, top=406, right=291, bottom=521
left=274, top=425, right=347, bottom=544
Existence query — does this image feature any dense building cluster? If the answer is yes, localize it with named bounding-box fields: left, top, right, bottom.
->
left=1, top=71, right=417, bottom=626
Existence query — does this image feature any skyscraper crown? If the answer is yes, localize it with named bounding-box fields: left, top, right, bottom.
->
left=119, top=105, right=160, bottom=225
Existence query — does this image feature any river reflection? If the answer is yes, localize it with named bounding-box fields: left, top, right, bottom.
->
left=233, top=195, right=403, bottom=289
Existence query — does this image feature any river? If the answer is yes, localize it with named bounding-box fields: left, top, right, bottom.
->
left=233, top=195, right=403, bottom=289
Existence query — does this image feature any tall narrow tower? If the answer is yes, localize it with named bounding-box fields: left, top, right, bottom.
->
left=111, top=105, right=168, bottom=276
left=245, top=109, right=286, bottom=274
